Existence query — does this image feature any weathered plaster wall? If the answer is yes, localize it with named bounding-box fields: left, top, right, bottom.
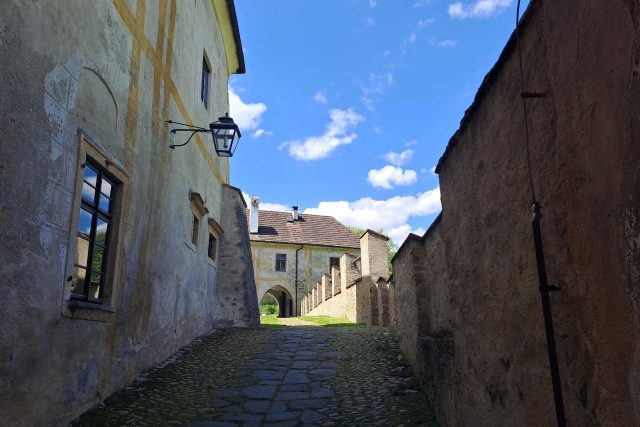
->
left=391, top=1, right=640, bottom=425
left=215, top=185, right=259, bottom=327
left=0, top=1, right=253, bottom=426
left=250, top=242, right=358, bottom=316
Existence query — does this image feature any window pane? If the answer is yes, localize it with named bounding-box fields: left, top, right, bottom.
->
left=89, top=271, right=103, bottom=300
left=101, top=178, right=113, bottom=197
left=95, top=219, right=110, bottom=246
left=208, top=234, right=217, bottom=260
left=83, top=163, right=98, bottom=183
left=91, top=245, right=106, bottom=275
left=78, top=208, right=93, bottom=235
left=82, top=182, right=96, bottom=203
left=75, top=235, right=90, bottom=268
left=99, top=194, right=111, bottom=213
left=72, top=266, right=87, bottom=295
left=192, top=215, right=199, bottom=246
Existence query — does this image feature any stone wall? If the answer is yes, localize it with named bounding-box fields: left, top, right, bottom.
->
left=391, top=0, right=640, bottom=425
left=303, top=230, right=392, bottom=326
left=0, top=1, right=254, bottom=426
left=215, top=185, right=259, bottom=327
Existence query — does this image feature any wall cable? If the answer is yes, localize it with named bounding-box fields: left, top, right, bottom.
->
left=515, top=1, right=567, bottom=426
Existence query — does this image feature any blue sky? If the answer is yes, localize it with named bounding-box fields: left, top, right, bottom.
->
left=229, top=0, right=528, bottom=246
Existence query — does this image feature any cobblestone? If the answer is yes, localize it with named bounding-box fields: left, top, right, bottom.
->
left=73, top=326, right=437, bottom=426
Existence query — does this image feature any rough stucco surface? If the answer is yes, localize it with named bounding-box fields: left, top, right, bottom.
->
left=391, top=0, right=640, bottom=425
left=215, top=186, right=259, bottom=328
left=0, top=1, right=254, bottom=426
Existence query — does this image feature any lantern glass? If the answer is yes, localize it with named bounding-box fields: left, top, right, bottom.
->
left=209, top=115, right=241, bottom=157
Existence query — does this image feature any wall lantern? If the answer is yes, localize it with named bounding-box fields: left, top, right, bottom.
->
left=166, top=113, right=241, bottom=157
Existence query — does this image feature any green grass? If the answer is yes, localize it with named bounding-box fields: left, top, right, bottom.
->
left=299, top=316, right=364, bottom=327
left=259, top=313, right=285, bottom=328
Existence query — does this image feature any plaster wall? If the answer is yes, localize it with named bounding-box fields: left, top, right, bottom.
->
left=250, top=242, right=358, bottom=316
left=391, top=0, right=640, bottom=425
left=0, top=1, right=253, bottom=425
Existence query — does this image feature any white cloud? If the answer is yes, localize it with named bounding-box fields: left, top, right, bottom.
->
left=369, top=0, right=378, bottom=7
left=282, top=108, right=365, bottom=161
left=412, top=0, right=433, bottom=7
left=408, top=32, right=417, bottom=43
left=448, top=0, right=511, bottom=19
left=367, top=166, right=417, bottom=189
left=241, top=192, right=290, bottom=212
left=313, top=91, right=328, bottom=104
left=429, top=166, right=437, bottom=175
left=386, top=224, right=426, bottom=247
left=373, top=126, right=381, bottom=135
left=405, top=139, right=417, bottom=147
left=438, top=39, right=459, bottom=47
left=303, top=187, right=441, bottom=246
left=417, top=18, right=435, bottom=28
left=360, top=73, right=394, bottom=111
left=252, top=129, right=272, bottom=139
left=229, top=86, right=267, bottom=131
left=383, top=50, right=391, bottom=56
left=382, top=149, right=413, bottom=166
left=364, top=16, right=376, bottom=26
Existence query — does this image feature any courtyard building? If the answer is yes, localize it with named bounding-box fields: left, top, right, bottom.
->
left=247, top=197, right=360, bottom=317
left=0, top=1, right=258, bottom=425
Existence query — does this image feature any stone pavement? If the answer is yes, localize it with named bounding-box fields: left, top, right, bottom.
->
left=73, top=325, right=437, bottom=426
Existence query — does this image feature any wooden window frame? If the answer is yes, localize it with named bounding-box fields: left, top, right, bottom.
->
left=62, top=132, right=128, bottom=321
left=275, top=253, right=287, bottom=272
left=206, top=217, right=223, bottom=267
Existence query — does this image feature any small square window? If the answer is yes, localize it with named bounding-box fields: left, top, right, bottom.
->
left=329, top=257, right=340, bottom=271
left=275, top=253, right=287, bottom=272
left=208, top=233, right=217, bottom=261
left=192, top=215, right=200, bottom=246
left=201, top=56, right=210, bottom=109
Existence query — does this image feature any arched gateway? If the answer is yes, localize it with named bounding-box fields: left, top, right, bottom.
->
left=261, top=285, right=294, bottom=318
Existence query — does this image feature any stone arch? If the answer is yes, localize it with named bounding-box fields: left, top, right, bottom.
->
left=260, top=285, right=294, bottom=318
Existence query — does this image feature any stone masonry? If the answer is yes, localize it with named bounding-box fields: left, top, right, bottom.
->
left=303, top=230, right=391, bottom=326
left=390, top=0, right=640, bottom=425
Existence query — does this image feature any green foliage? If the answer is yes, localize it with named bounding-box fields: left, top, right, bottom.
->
left=260, top=303, right=278, bottom=315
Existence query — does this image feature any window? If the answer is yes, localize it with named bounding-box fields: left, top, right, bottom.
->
left=208, top=233, right=217, bottom=261
left=72, top=160, right=117, bottom=303
left=64, top=135, right=128, bottom=319
left=207, top=217, right=223, bottom=267
left=201, top=56, right=210, bottom=109
left=329, top=257, right=340, bottom=271
left=192, top=215, right=200, bottom=246
left=275, top=253, right=287, bottom=272
left=187, top=192, right=208, bottom=253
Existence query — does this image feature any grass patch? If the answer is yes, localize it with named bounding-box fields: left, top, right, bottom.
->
left=259, top=314, right=285, bottom=328
left=299, top=316, right=364, bottom=327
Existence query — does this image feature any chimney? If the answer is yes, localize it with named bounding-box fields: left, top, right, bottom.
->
left=292, top=205, right=299, bottom=222
left=250, top=195, right=259, bottom=233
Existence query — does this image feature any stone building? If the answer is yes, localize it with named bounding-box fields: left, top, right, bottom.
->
left=0, top=1, right=258, bottom=425
left=302, top=229, right=392, bottom=326
left=247, top=197, right=360, bottom=317
left=390, top=0, right=640, bottom=425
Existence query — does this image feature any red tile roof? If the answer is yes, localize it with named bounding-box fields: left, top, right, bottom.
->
left=245, top=210, right=360, bottom=248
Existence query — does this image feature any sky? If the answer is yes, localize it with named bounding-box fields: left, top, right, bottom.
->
left=228, top=0, right=529, bottom=247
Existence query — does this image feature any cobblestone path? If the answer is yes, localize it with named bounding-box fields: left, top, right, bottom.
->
left=74, top=325, right=436, bottom=426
